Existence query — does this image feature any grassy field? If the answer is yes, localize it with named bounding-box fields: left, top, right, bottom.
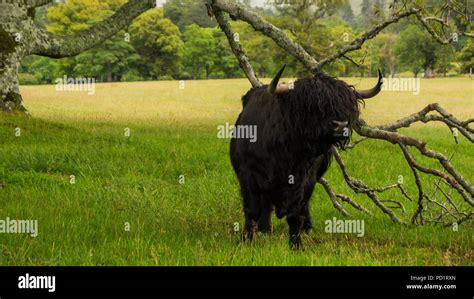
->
left=0, top=77, right=472, bottom=266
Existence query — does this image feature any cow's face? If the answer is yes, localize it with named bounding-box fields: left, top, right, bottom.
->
left=267, top=65, right=383, bottom=149
left=319, top=117, right=353, bottom=150
left=331, top=120, right=351, bottom=141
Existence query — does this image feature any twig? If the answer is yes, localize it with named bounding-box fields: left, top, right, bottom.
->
left=336, top=194, right=373, bottom=215
left=399, top=144, right=425, bottom=224
left=208, top=0, right=318, bottom=70
left=211, top=6, right=262, bottom=88
left=319, top=178, right=350, bottom=217
left=332, top=148, right=405, bottom=224
left=315, top=8, right=419, bottom=71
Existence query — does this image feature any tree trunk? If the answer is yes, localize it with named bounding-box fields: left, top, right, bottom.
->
left=206, top=64, right=210, bottom=80
left=389, top=60, right=396, bottom=77
left=0, top=0, right=155, bottom=113
left=0, top=51, right=27, bottom=112
left=425, top=65, right=434, bottom=78
left=0, top=3, right=32, bottom=112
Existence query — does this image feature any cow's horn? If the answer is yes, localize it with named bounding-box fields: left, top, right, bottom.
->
left=268, top=65, right=290, bottom=94
left=356, top=69, right=383, bottom=99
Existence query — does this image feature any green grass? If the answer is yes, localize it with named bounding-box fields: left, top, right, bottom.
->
left=0, top=78, right=472, bottom=265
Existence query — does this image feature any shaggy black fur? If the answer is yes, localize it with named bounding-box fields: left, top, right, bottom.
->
left=230, top=72, right=364, bottom=248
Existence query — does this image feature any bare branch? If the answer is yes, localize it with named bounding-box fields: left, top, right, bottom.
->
left=381, top=199, right=407, bottom=215
left=315, top=8, right=419, bottom=71
left=345, top=137, right=368, bottom=149
left=342, top=54, right=362, bottom=68
left=433, top=180, right=465, bottom=216
left=208, top=0, right=318, bottom=71
left=336, top=194, right=373, bottom=215
left=31, top=0, right=155, bottom=58
left=25, top=0, right=52, bottom=8
left=399, top=144, right=425, bottom=224
left=211, top=6, right=262, bottom=88
left=355, top=118, right=474, bottom=202
left=378, top=103, right=474, bottom=141
left=414, top=9, right=455, bottom=44
left=442, top=212, right=473, bottom=227
left=319, top=178, right=350, bottom=217
left=460, top=32, right=474, bottom=38
left=424, top=16, right=449, bottom=26
left=332, top=148, right=405, bottom=224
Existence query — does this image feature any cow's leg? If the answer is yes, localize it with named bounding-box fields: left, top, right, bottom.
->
left=243, top=196, right=260, bottom=241
left=257, top=196, right=272, bottom=233
left=301, top=186, right=315, bottom=233
left=286, top=186, right=306, bottom=248
left=301, top=203, right=312, bottom=233
left=240, top=177, right=261, bottom=241
left=287, top=214, right=304, bottom=249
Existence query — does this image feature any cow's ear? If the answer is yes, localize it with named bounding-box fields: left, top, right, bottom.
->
left=268, top=65, right=290, bottom=95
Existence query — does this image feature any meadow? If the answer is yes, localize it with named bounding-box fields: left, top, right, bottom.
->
left=0, top=77, right=472, bottom=265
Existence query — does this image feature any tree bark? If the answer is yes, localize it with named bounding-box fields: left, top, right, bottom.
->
left=0, top=2, right=31, bottom=112
left=0, top=0, right=155, bottom=112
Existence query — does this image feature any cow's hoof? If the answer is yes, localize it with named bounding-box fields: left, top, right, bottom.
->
left=241, top=231, right=254, bottom=242
left=289, top=235, right=302, bottom=250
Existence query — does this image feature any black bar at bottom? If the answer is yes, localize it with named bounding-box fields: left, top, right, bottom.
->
left=0, top=266, right=471, bottom=298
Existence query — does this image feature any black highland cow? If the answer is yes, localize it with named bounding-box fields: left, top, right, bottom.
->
left=230, top=65, right=383, bottom=248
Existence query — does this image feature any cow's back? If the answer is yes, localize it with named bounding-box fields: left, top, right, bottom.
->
left=231, top=86, right=296, bottom=188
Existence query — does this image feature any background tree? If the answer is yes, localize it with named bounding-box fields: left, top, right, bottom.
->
left=230, top=21, right=284, bottom=78
left=0, top=0, right=155, bottom=112
left=338, top=1, right=355, bottom=25
left=163, top=0, right=216, bottom=32
left=373, top=33, right=398, bottom=77
left=129, top=8, right=184, bottom=80
left=394, top=25, right=456, bottom=77
left=457, top=39, right=474, bottom=73
left=394, top=25, right=434, bottom=77
left=182, top=24, right=218, bottom=79
left=357, top=0, right=386, bottom=28
left=47, top=0, right=141, bottom=82
left=211, top=29, right=242, bottom=79
left=268, top=0, right=346, bottom=74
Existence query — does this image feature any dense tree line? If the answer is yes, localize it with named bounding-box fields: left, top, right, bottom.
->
left=19, top=0, right=472, bottom=85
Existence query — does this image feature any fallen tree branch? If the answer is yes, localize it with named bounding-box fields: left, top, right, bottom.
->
left=211, top=5, right=262, bottom=88
left=214, top=0, right=473, bottom=227
left=414, top=7, right=474, bottom=45
left=355, top=119, right=474, bottom=203
left=315, top=8, right=419, bottom=71
left=336, top=194, right=372, bottom=215
left=32, top=0, right=155, bottom=58
left=207, top=0, right=318, bottom=71
left=399, top=144, right=426, bottom=225
left=332, top=148, right=405, bottom=224
left=25, top=0, right=53, bottom=8
left=378, top=103, right=473, bottom=141
left=319, top=178, right=350, bottom=217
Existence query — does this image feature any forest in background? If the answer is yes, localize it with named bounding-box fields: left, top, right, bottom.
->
left=19, top=0, right=473, bottom=85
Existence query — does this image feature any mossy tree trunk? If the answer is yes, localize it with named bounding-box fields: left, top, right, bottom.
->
left=0, top=0, right=155, bottom=113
